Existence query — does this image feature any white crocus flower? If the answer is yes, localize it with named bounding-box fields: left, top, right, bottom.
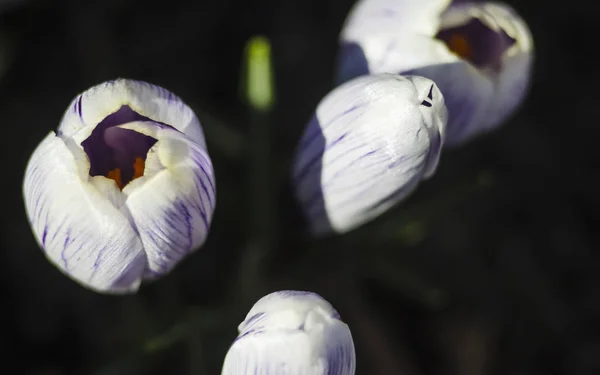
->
left=337, top=0, right=533, bottom=145
left=22, top=79, right=216, bottom=294
left=221, top=291, right=356, bottom=375
left=292, top=73, right=447, bottom=235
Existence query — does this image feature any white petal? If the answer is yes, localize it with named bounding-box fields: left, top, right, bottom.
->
left=221, top=291, right=356, bottom=375
left=406, top=61, right=494, bottom=145
left=22, top=132, right=146, bottom=293
left=340, top=21, right=459, bottom=81
left=57, top=79, right=206, bottom=148
left=341, top=0, right=451, bottom=39
left=407, top=75, right=448, bottom=177
left=478, top=2, right=533, bottom=56
left=339, top=0, right=457, bottom=81
left=337, top=0, right=534, bottom=145
left=478, top=2, right=534, bottom=131
left=120, top=122, right=216, bottom=278
left=292, top=74, right=446, bottom=235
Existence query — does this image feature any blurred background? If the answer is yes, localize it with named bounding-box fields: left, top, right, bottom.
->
left=1, top=0, right=598, bottom=374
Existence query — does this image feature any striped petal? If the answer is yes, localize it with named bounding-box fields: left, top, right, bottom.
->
left=337, top=0, right=533, bottom=145
left=23, top=79, right=216, bottom=293
left=221, top=291, right=356, bottom=375
left=292, top=74, right=447, bottom=235
left=118, top=121, right=216, bottom=278
left=22, top=132, right=146, bottom=293
left=58, top=79, right=206, bottom=148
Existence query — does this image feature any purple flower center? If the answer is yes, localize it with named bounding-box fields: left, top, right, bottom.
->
left=81, top=105, right=158, bottom=189
left=436, top=17, right=516, bottom=71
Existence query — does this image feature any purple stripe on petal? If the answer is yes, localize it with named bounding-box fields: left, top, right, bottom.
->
left=123, top=127, right=215, bottom=280
left=293, top=75, right=443, bottom=235
left=77, top=96, right=82, bottom=118
left=41, top=226, right=48, bottom=246
left=22, top=133, right=146, bottom=293
left=221, top=290, right=355, bottom=375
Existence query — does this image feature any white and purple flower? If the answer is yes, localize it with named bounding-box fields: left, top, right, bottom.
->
left=22, top=79, right=216, bottom=294
left=221, top=291, right=356, bottom=375
left=292, top=73, right=447, bottom=235
left=337, top=0, right=533, bottom=145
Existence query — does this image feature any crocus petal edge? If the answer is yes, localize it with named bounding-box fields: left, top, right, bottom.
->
left=23, top=132, right=146, bottom=293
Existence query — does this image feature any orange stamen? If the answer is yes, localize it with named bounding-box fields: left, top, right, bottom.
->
left=133, top=157, right=145, bottom=180
left=447, top=33, right=472, bottom=59
left=107, top=168, right=124, bottom=189
left=106, top=158, right=145, bottom=190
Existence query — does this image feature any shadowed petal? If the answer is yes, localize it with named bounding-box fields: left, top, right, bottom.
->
left=476, top=2, right=533, bottom=131
left=404, top=61, right=494, bottom=144
left=22, top=132, right=146, bottom=293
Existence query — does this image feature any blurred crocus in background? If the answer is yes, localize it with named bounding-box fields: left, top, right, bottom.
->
left=293, top=74, right=447, bottom=234
left=221, top=291, right=356, bottom=375
left=337, top=0, right=534, bottom=145
left=22, top=79, right=216, bottom=294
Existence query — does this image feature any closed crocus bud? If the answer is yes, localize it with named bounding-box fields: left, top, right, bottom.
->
left=221, top=291, right=356, bottom=375
left=22, top=79, right=216, bottom=294
left=292, top=73, right=447, bottom=235
left=337, top=0, right=533, bottom=145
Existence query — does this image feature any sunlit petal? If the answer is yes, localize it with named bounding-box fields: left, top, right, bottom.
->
left=292, top=74, right=447, bottom=234
left=58, top=79, right=206, bottom=148
left=119, top=121, right=216, bottom=278
left=22, top=132, right=146, bottom=293
left=23, top=79, right=216, bottom=293
left=221, top=291, right=356, bottom=375
left=337, top=0, right=533, bottom=145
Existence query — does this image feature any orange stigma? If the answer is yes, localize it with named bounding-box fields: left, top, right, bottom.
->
left=447, top=33, right=472, bottom=59
left=106, top=158, right=146, bottom=190
left=133, top=157, right=145, bottom=180
left=107, top=168, right=124, bottom=189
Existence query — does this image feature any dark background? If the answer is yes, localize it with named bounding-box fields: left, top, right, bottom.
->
left=1, top=0, right=598, bottom=374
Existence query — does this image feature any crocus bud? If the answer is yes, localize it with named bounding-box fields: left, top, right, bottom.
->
left=221, top=291, right=356, bottom=375
left=292, top=73, right=447, bottom=235
left=22, top=79, right=216, bottom=294
left=337, top=0, right=533, bottom=145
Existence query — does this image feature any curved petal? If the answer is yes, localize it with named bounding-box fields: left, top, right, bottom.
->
left=405, top=61, right=494, bottom=145
left=22, top=132, right=146, bottom=293
left=339, top=0, right=456, bottom=81
left=341, top=0, right=450, bottom=39
left=58, top=79, right=206, bottom=148
left=292, top=74, right=446, bottom=235
left=337, top=37, right=491, bottom=145
left=338, top=1, right=488, bottom=145
left=479, top=2, right=533, bottom=131
left=243, top=290, right=342, bottom=326
left=339, top=25, right=459, bottom=84
left=221, top=291, right=355, bottom=375
left=337, top=0, right=534, bottom=145
left=118, top=122, right=216, bottom=278
left=406, top=75, right=448, bottom=177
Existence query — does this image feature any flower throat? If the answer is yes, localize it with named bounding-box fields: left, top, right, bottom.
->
left=81, top=105, right=158, bottom=189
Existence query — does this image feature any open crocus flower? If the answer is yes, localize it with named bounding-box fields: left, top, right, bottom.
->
left=22, top=79, right=216, bottom=294
left=337, top=0, right=533, bottom=145
left=221, top=291, right=356, bottom=375
left=292, top=73, right=447, bottom=235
